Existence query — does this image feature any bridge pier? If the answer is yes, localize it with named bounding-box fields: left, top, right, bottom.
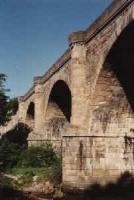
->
left=34, top=81, right=45, bottom=135
left=70, top=36, right=89, bottom=130
left=62, top=131, right=134, bottom=189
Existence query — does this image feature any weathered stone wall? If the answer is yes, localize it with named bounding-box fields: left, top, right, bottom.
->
left=63, top=135, right=134, bottom=188
left=62, top=65, right=134, bottom=188
left=63, top=0, right=134, bottom=188
left=90, top=65, right=134, bottom=136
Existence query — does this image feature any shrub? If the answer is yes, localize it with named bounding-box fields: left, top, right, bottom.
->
left=0, top=138, right=62, bottom=184
left=18, top=143, right=59, bottom=168
left=11, top=167, right=53, bottom=183
left=0, top=139, right=23, bottom=171
left=0, top=140, right=61, bottom=171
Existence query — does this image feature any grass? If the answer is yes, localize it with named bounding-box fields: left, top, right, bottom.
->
left=7, top=166, right=61, bottom=187
left=11, top=167, right=53, bottom=181
left=0, top=140, right=62, bottom=188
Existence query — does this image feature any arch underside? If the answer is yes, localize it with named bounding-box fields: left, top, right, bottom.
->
left=44, top=80, right=71, bottom=140
left=91, top=64, right=134, bottom=136
left=26, top=102, right=35, bottom=129
left=91, top=21, right=134, bottom=136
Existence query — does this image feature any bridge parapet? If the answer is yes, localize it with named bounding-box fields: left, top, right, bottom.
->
left=20, top=48, right=71, bottom=101
left=69, top=0, right=133, bottom=46
left=19, top=86, right=35, bottom=102
left=34, top=48, right=71, bottom=85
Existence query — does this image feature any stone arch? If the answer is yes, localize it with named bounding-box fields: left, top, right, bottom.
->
left=91, top=15, right=134, bottom=98
left=105, top=21, right=134, bottom=110
left=26, top=102, right=35, bottom=128
left=44, top=80, right=72, bottom=139
left=90, top=21, right=134, bottom=135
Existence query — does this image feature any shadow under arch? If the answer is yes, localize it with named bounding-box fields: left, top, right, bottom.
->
left=44, top=80, right=72, bottom=140
left=48, top=80, right=72, bottom=122
left=0, top=123, right=31, bottom=147
left=90, top=21, right=134, bottom=133
left=104, top=20, right=134, bottom=111
left=26, top=102, right=35, bottom=128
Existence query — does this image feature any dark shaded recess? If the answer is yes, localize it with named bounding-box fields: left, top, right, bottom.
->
left=79, top=141, right=84, bottom=170
left=1, top=123, right=31, bottom=147
left=0, top=188, right=28, bottom=200
left=27, top=102, right=35, bottom=119
left=0, top=188, right=52, bottom=200
left=105, top=21, right=134, bottom=111
left=61, top=172, right=134, bottom=200
left=49, top=80, right=72, bottom=122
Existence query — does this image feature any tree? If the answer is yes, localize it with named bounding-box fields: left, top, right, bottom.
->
left=7, top=97, right=18, bottom=116
left=0, top=74, right=10, bottom=125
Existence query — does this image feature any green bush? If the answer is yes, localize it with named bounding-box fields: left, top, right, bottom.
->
left=0, top=139, right=62, bottom=185
left=18, top=143, right=59, bottom=168
left=11, top=167, right=53, bottom=182
left=0, top=140, right=60, bottom=171
left=0, top=139, right=23, bottom=171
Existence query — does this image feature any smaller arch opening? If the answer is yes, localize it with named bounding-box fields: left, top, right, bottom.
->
left=44, top=80, right=71, bottom=140
left=27, top=102, right=35, bottom=120
left=48, top=80, right=71, bottom=122
left=26, top=102, right=35, bottom=128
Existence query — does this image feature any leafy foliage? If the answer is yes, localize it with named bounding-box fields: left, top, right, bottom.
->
left=11, top=167, right=53, bottom=183
left=0, top=139, right=62, bottom=185
left=17, top=143, right=59, bottom=168
left=0, top=73, right=62, bottom=186
left=0, top=139, right=23, bottom=171
left=0, top=138, right=60, bottom=172
left=0, top=73, right=19, bottom=125
left=7, top=98, right=18, bottom=116
left=0, top=74, right=10, bottom=125
left=1, top=123, right=30, bottom=147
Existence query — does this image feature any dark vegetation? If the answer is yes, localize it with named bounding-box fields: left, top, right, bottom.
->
left=0, top=73, right=61, bottom=189
left=0, top=73, right=18, bottom=126
left=0, top=125, right=61, bottom=188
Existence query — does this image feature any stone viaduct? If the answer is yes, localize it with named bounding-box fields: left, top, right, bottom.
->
left=1, top=0, right=134, bottom=189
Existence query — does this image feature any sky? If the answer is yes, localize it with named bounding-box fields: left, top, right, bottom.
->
left=0, top=0, right=112, bottom=98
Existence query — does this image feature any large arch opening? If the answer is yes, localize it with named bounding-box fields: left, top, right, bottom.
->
left=26, top=102, right=35, bottom=128
left=91, top=21, right=134, bottom=135
left=105, top=21, right=134, bottom=109
left=45, top=80, right=71, bottom=139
